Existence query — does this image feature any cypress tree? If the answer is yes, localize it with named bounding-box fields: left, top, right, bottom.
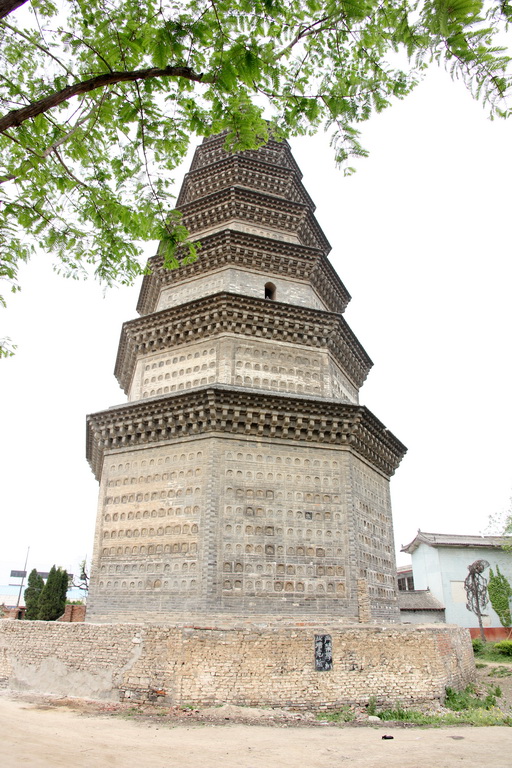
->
left=24, top=569, right=45, bottom=620
left=37, top=566, right=69, bottom=621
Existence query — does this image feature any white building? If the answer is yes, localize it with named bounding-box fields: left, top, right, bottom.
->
left=401, top=531, right=512, bottom=638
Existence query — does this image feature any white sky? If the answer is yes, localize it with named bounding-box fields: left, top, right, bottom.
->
left=1, top=67, right=511, bottom=585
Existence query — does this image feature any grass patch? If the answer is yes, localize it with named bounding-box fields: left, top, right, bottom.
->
left=117, top=706, right=141, bottom=718
left=376, top=684, right=512, bottom=727
left=445, top=684, right=500, bottom=711
left=377, top=707, right=439, bottom=725
left=316, top=706, right=355, bottom=723
left=473, top=641, right=512, bottom=664
left=489, top=666, right=512, bottom=678
left=377, top=706, right=512, bottom=727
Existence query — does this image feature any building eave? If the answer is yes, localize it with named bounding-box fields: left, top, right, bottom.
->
left=136, top=229, right=350, bottom=317
left=401, top=530, right=512, bottom=554
left=116, top=291, right=372, bottom=395
left=87, top=387, right=406, bottom=482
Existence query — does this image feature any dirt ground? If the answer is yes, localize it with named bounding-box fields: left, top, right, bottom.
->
left=2, top=664, right=511, bottom=768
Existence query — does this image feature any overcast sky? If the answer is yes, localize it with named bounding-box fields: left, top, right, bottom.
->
left=1, top=66, right=511, bottom=586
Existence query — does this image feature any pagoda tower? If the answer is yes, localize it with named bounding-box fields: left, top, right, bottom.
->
left=86, top=135, right=406, bottom=623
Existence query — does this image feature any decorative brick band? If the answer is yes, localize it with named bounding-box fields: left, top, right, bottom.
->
left=86, top=386, right=406, bottom=481
left=178, top=185, right=329, bottom=252
left=116, top=291, right=372, bottom=393
left=177, top=153, right=315, bottom=210
left=137, top=228, right=349, bottom=316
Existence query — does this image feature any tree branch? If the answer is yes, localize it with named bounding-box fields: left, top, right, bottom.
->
left=0, top=100, right=102, bottom=183
left=1, top=20, right=74, bottom=77
left=0, top=0, right=28, bottom=20
left=274, top=15, right=332, bottom=60
left=0, top=65, right=208, bottom=133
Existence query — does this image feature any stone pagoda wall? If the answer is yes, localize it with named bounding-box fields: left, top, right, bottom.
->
left=86, top=135, right=406, bottom=623
left=87, top=431, right=398, bottom=623
left=127, top=336, right=358, bottom=404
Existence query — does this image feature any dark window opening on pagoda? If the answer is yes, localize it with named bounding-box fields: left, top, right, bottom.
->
left=264, top=282, right=276, bottom=300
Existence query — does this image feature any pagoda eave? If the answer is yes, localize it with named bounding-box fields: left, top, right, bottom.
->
left=115, top=292, right=372, bottom=394
left=136, top=228, right=350, bottom=317
left=178, top=186, right=330, bottom=252
left=86, top=386, right=406, bottom=483
left=177, top=153, right=316, bottom=210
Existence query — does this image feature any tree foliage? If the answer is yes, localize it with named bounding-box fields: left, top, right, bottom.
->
left=1, top=0, right=511, bottom=353
left=23, top=567, right=45, bottom=619
left=488, top=564, right=512, bottom=627
left=36, top=564, right=68, bottom=620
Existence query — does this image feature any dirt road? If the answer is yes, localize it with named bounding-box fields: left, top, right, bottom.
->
left=2, top=692, right=511, bottom=768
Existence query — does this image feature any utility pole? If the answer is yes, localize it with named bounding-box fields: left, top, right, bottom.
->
left=10, top=546, right=30, bottom=608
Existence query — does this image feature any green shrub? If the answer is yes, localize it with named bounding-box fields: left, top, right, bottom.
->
left=317, top=706, right=355, bottom=723
left=472, top=637, right=485, bottom=655
left=37, top=565, right=68, bottom=621
left=494, top=640, right=512, bottom=657
left=445, top=685, right=500, bottom=711
left=24, top=569, right=45, bottom=620
left=488, top=566, right=512, bottom=628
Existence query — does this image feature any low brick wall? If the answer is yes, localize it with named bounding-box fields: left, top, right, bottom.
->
left=56, top=605, right=86, bottom=622
left=0, top=620, right=474, bottom=708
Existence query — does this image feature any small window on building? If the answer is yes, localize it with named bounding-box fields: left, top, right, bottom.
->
left=264, top=282, right=276, bottom=300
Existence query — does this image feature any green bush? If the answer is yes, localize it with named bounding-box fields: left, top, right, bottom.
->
left=488, top=566, right=512, bottom=628
left=494, top=640, right=512, bottom=657
left=445, top=685, right=500, bottom=711
left=316, top=706, right=355, bottom=723
left=472, top=637, right=485, bottom=655
left=24, top=569, right=45, bottom=620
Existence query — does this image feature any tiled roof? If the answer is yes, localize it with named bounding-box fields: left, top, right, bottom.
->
left=398, top=590, right=445, bottom=611
left=401, top=531, right=512, bottom=554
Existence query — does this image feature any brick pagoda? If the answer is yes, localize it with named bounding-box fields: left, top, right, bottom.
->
left=86, top=135, right=406, bottom=622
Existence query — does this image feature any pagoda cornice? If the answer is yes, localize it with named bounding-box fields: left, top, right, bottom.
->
left=190, top=135, right=303, bottom=177
left=177, top=153, right=315, bottom=210
left=86, top=386, right=406, bottom=482
left=179, top=185, right=330, bottom=252
left=136, top=229, right=349, bottom=316
left=115, top=292, right=372, bottom=394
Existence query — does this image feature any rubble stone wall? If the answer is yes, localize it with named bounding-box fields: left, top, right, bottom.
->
left=0, top=620, right=474, bottom=708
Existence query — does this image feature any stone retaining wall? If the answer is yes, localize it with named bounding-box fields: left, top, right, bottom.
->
left=0, top=620, right=474, bottom=708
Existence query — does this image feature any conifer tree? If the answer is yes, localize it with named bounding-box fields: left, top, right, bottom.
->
left=23, top=568, right=44, bottom=620
left=36, top=565, right=69, bottom=621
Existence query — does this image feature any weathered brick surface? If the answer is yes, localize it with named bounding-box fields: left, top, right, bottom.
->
left=87, top=438, right=399, bottom=622
left=86, top=134, right=406, bottom=625
left=0, top=620, right=475, bottom=707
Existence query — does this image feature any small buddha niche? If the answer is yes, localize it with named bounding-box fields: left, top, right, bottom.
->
left=264, top=282, right=276, bottom=300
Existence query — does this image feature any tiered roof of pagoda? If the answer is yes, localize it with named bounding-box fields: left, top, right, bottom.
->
left=117, top=291, right=372, bottom=394
left=137, top=135, right=350, bottom=316
left=86, top=386, right=406, bottom=482
left=137, top=229, right=350, bottom=316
